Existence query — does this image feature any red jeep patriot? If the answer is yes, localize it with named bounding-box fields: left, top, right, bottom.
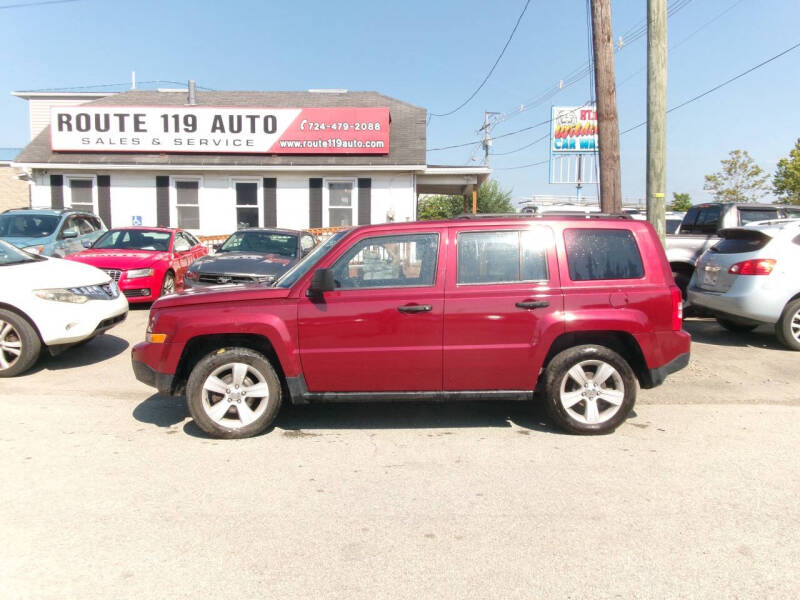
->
left=132, top=215, right=690, bottom=438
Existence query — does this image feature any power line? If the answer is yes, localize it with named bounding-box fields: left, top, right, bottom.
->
left=428, top=0, right=532, bottom=118
left=493, top=158, right=549, bottom=171
left=427, top=116, right=551, bottom=152
left=0, top=0, right=80, bottom=8
left=21, top=80, right=216, bottom=92
left=620, top=39, right=800, bottom=135
left=489, top=132, right=550, bottom=156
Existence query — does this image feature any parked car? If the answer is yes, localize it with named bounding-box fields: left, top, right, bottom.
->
left=65, top=227, right=208, bottom=303
left=184, top=228, right=316, bottom=288
left=687, top=219, right=800, bottom=350
left=132, top=215, right=690, bottom=439
left=666, top=202, right=800, bottom=296
left=0, top=240, right=128, bottom=377
left=0, top=209, right=106, bottom=257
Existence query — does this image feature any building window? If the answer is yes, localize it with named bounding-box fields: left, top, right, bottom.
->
left=327, top=181, right=354, bottom=227
left=67, top=178, right=95, bottom=213
left=235, top=182, right=259, bottom=229
left=175, top=180, right=200, bottom=230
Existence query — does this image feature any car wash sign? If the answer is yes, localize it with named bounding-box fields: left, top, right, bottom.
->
left=50, top=106, right=390, bottom=154
left=551, top=105, right=597, bottom=153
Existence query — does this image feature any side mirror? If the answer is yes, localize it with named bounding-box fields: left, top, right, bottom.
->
left=62, top=229, right=78, bottom=239
left=308, top=268, right=335, bottom=295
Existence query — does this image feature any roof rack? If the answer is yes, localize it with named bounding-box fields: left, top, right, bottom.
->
left=454, top=212, right=632, bottom=220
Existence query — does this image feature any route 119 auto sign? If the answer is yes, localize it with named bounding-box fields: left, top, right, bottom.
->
left=50, top=106, right=390, bottom=155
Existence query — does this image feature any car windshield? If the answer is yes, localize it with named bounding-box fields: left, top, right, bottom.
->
left=219, top=231, right=298, bottom=257
left=0, top=239, right=43, bottom=265
left=275, top=230, right=349, bottom=288
left=93, top=229, right=172, bottom=251
left=0, top=213, right=60, bottom=238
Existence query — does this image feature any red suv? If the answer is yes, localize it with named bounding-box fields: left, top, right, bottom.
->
left=132, top=215, right=690, bottom=438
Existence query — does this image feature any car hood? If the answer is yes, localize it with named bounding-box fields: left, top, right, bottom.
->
left=153, top=283, right=292, bottom=308
left=1, top=236, right=52, bottom=249
left=66, top=249, right=168, bottom=270
left=3, top=256, right=111, bottom=289
left=190, top=252, right=295, bottom=276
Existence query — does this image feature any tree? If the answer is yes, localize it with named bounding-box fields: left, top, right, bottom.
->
left=417, top=179, right=514, bottom=220
left=703, top=150, right=770, bottom=203
left=670, top=192, right=692, bottom=212
left=773, top=138, right=800, bottom=205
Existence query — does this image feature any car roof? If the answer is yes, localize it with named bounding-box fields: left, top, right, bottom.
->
left=230, top=228, right=302, bottom=235
left=107, top=226, right=176, bottom=233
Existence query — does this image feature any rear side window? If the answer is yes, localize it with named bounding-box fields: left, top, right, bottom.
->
left=739, top=209, right=778, bottom=224
left=457, top=228, right=550, bottom=284
left=680, top=207, right=700, bottom=233
left=564, top=229, right=644, bottom=281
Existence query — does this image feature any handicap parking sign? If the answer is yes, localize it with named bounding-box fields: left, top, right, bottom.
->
left=131, top=216, right=143, bottom=226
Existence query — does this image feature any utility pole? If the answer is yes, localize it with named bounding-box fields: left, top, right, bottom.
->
left=481, top=111, right=500, bottom=167
left=647, top=0, right=667, bottom=243
left=590, top=0, right=622, bottom=213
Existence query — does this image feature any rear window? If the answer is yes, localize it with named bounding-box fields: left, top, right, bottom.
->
left=694, top=205, right=721, bottom=234
left=564, top=229, right=644, bottom=281
left=711, top=230, right=771, bottom=254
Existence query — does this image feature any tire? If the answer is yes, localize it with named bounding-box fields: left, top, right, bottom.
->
left=0, top=309, right=41, bottom=377
left=160, top=271, right=175, bottom=297
left=185, top=347, right=282, bottom=438
left=542, top=345, right=637, bottom=435
left=716, top=318, right=758, bottom=333
left=776, top=298, right=800, bottom=351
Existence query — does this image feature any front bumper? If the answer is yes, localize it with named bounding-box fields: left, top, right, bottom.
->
left=119, top=276, right=161, bottom=303
left=35, top=293, right=129, bottom=345
left=131, top=355, right=175, bottom=395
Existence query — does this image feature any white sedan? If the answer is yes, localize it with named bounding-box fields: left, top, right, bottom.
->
left=0, top=240, right=129, bottom=376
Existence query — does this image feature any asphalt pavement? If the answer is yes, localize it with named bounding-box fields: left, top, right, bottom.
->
left=1, top=307, right=798, bottom=599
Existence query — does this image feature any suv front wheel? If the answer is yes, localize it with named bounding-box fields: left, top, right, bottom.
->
left=542, top=345, right=636, bottom=435
left=186, top=347, right=282, bottom=438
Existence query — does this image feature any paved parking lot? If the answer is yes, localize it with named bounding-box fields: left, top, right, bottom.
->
left=1, top=307, right=799, bottom=599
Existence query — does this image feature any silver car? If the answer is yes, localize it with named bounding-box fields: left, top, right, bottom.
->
left=687, top=219, right=800, bottom=350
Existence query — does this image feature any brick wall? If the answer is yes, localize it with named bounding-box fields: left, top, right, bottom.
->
left=0, top=165, right=30, bottom=212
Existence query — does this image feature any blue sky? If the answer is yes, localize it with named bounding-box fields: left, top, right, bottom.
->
left=2, top=0, right=799, bottom=206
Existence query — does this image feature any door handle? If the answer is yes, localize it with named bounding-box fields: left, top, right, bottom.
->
left=515, top=300, right=550, bottom=310
left=397, top=304, right=433, bottom=313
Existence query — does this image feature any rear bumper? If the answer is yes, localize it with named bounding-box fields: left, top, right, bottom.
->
left=687, top=277, right=784, bottom=324
left=644, top=351, right=690, bottom=388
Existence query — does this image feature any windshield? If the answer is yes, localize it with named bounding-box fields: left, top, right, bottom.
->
left=93, top=229, right=172, bottom=251
left=0, top=213, right=60, bottom=238
left=0, top=239, right=43, bottom=265
left=275, top=230, right=349, bottom=288
left=219, top=231, right=298, bottom=257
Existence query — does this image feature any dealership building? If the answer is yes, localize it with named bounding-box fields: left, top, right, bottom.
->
left=11, top=88, right=489, bottom=235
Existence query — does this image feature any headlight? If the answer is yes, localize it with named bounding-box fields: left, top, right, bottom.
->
left=23, top=245, right=44, bottom=255
left=127, top=268, right=154, bottom=279
left=185, top=269, right=199, bottom=280
left=34, top=288, right=89, bottom=304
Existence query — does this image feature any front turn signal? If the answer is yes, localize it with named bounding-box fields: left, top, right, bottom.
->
left=146, top=333, right=167, bottom=344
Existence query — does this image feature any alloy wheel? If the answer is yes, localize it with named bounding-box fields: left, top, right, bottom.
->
left=791, top=307, right=800, bottom=343
left=200, top=362, right=271, bottom=428
left=559, top=359, right=625, bottom=425
left=0, top=320, right=22, bottom=371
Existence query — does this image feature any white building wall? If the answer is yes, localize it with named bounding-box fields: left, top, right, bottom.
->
left=29, top=169, right=417, bottom=235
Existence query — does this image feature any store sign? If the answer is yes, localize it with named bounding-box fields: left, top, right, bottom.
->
left=551, top=105, right=597, bottom=153
left=50, top=106, right=390, bottom=154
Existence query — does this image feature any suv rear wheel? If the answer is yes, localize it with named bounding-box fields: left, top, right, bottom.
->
left=542, top=345, right=636, bottom=435
left=776, top=298, right=800, bottom=351
left=185, top=347, right=282, bottom=438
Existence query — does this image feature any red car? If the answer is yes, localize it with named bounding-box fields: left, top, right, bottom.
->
left=66, top=227, right=208, bottom=303
left=133, top=215, right=690, bottom=439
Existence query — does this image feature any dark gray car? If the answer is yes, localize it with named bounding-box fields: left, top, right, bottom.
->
left=184, top=228, right=316, bottom=288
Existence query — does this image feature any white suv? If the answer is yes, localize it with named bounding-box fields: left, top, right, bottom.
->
left=0, top=240, right=129, bottom=376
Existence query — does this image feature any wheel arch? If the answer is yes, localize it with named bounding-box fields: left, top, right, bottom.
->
left=0, top=302, right=45, bottom=344
left=540, top=331, right=652, bottom=389
left=171, top=333, right=286, bottom=396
